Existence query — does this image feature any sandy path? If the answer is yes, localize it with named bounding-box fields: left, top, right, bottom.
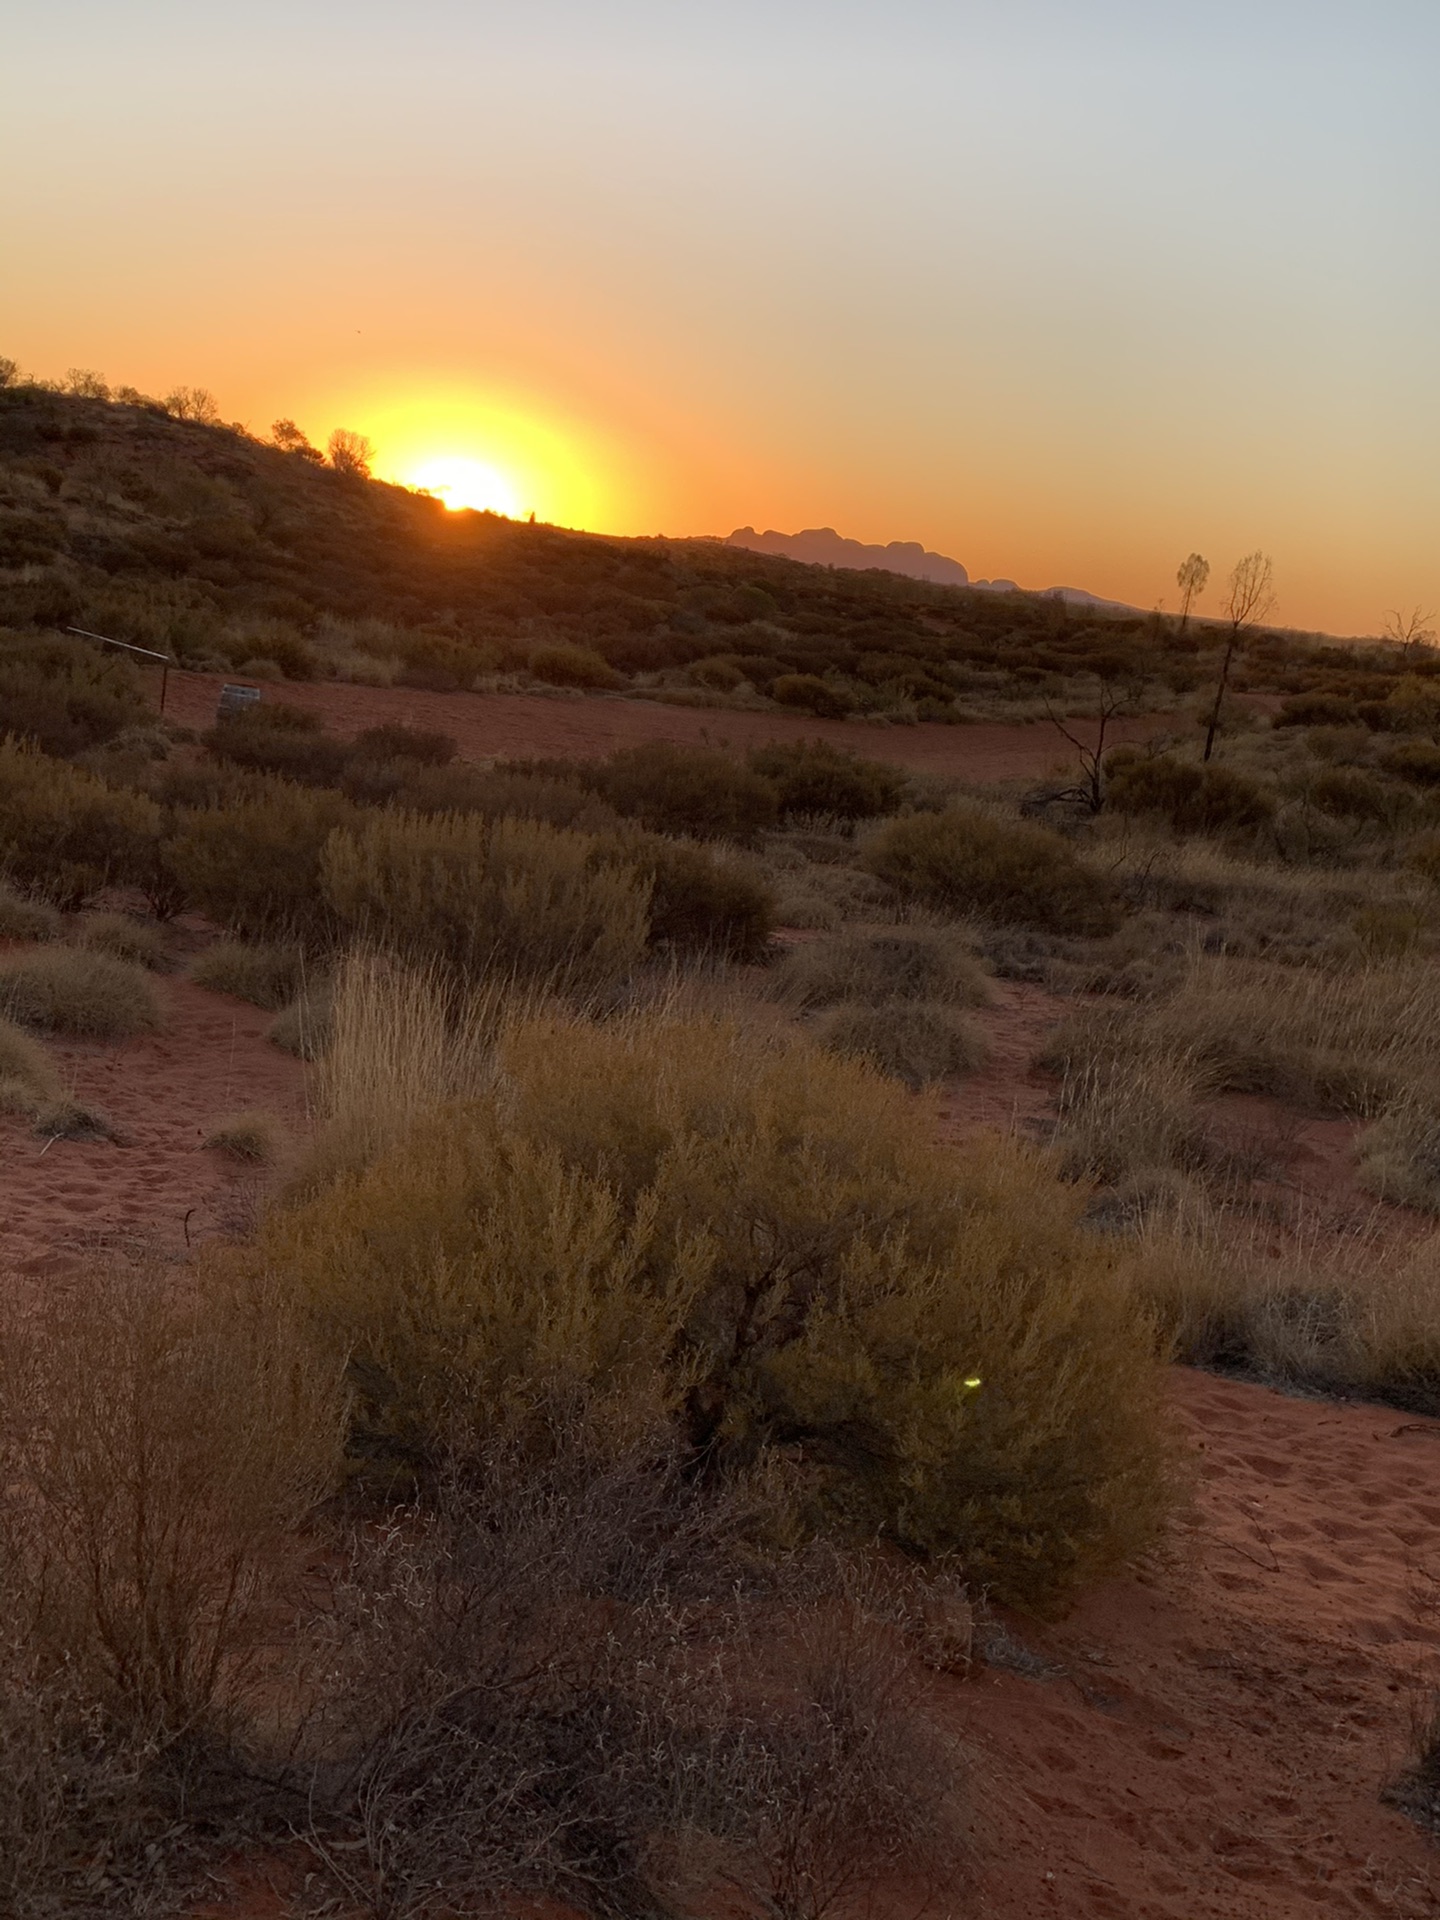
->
left=153, top=668, right=1179, bottom=784
left=963, top=1369, right=1440, bottom=1919
left=0, top=972, right=306, bottom=1276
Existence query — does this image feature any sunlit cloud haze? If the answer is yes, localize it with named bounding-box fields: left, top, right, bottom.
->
left=3, top=0, right=1436, bottom=633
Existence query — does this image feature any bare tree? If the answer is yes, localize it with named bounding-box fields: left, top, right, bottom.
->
left=0, top=356, right=21, bottom=389
left=328, top=428, right=375, bottom=479
left=1383, top=607, right=1438, bottom=655
left=1043, top=666, right=1134, bottom=813
left=163, top=386, right=221, bottom=423
left=63, top=368, right=110, bottom=400
left=1176, top=552, right=1210, bottom=634
left=1202, top=550, right=1274, bottom=762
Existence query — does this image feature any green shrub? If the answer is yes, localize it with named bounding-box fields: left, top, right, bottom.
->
left=0, top=632, right=151, bottom=757
left=0, top=738, right=163, bottom=908
left=0, top=946, right=163, bottom=1038
left=164, top=783, right=358, bottom=942
left=612, top=831, right=775, bottom=960
left=400, top=764, right=620, bottom=832
left=813, top=1000, right=988, bottom=1089
left=773, top=927, right=990, bottom=1011
left=204, top=704, right=350, bottom=786
left=593, top=741, right=778, bottom=841
left=748, top=740, right=907, bottom=822
left=1105, top=752, right=1275, bottom=834
left=187, top=939, right=306, bottom=1010
left=771, top=674, right=855, bottom=719
left=322, top=810, right=650, bottom=991
left=528, top=642, right=625, bottom=690
left=862, top=804, right=1120, bottom=935
left=256, top=1012, right=1174, bottom=1611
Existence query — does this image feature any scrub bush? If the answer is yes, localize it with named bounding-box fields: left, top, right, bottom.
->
left=257, top=1009, right=1175, bottom=1610
left=748, top=739, right=908, bottom=821
left=164, top=782, right=358, bottom=942
left=0, top=631, right=150, bottom=757
left=187, top=938, right=307, bottom=1010
left=862, top=804, right=1119, bottom=935
left=771, top=675, right=855, bottom=719
left=773, top=927, right=991, bottom=1011
left=322, top=809, right=651, bottom=991
left=0, top=738, right=162, bottom=908
left=73, top=910, right=167, bottom=968
left=593, top=741, right=779, bottom=841
left=613, top=830, right=775, bottom=959
left=813, top=1000, right=988, bottom=1090
left=529, top=642, right=625, bottom=690
left=1105, top=752, right=1275, bottom=835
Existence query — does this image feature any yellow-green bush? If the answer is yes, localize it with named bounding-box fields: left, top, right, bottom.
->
left=187, top=939, right=306, bottom=1010
left=256, top=1011, right=1174, bottom=1611
left=813, top=999, right=988, bottom=1090
left=0, top=738, right=162, bottom=909
left=322, top=810, right=650, bottom=991
left=862, top=803, right=1119, bottom=934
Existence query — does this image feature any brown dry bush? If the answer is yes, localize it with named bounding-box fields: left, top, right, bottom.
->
left=813, top=1000, right=988, bottom=1090
left=615, top=829, right=775, bottom=959
left=1105, top=750, right=1275, bottom=835
left=187, top=938, right=306, bottom=1010
left=862, top=803, right=1120, bottom=934
left=322, top=810, right=651, bottom=992
left=0, top=738, right=162, bottom=909
left=773, top=925, right=991, bottom=1010
left=528, top=640, right=625, bottom=689
left=747, top=739, right=908, bottom=823
left=591, top=740, right=780, bottom=842
left=1356, top=1101, right=1440, bottom=1213
left=253, top=1002, right=1176, bottom=1610
left=297, top=1438, right=967, bottom=1920
left=0, top=945, right=163, bottom=1039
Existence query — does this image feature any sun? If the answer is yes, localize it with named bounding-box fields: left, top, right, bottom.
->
left=404, top=454, right=521, bottom=517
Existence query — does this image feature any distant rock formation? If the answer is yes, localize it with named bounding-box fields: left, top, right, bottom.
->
left=726, top=525, right=970, bottom=587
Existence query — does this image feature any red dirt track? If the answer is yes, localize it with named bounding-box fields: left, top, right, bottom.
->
left=155, top=668, right=1180, bottom=783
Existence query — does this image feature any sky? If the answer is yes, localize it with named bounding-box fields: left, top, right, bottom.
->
left=2, top=0, right=1436, bottom=634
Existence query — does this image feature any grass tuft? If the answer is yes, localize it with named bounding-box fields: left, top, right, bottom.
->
left=0, top=946, right=163, bottom=1039
left=813, top=999, right=989, bottom=1090
left=203, top=1108, right=290, bottom=1164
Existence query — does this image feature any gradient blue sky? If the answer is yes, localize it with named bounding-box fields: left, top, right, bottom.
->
left=3, top=1, right=1436, bottom=631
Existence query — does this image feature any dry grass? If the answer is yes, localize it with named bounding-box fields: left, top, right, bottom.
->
left=1043, top=955, right=1440, bottom=1118
left=73, top=909, right=167, bottom=969
left=0, top=883, right=61, bottom=942
left=187, top=937, right=306, bottom=1010
left=1134, top=1209, right=1440, bottom=1413
left=1356, top=1101, right=1440, bottom=1213
left=814, top=1000, right=989, bottom=1090
left=0, top=945, right=164, bottom=1039
left=203, top=1107, right=290, bottom=1164
left=772, top=925, right=992, bottom=1011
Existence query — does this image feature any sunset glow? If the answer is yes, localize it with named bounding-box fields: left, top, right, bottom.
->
left=403, top=455, right=520, bottom=518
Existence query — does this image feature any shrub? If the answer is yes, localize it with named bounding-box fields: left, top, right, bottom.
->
left=614, top=830, right=775, bottom=959
left=0, top=738, right=163, bottom=908
left=322, top=810, right=651, bottom=991
left=401, top=763, right=620, bottom=832
left=1273, top=693, right=1365, bottom=729
left=1105, top=752, right=1275, bottom=834
left=748, top=739, right=908, bottom=822
left=350, top=721, right=456, bottom=767
left=772, top=675, right=855, bottom=719
left=164, top=782, right=358, bottom=942
left=203, top=1108, right=289, bottom=1163
left=0, top=946, right=163, bottom=1038
left=529, top=642, right=625, bottom=690
left=269, top=986, right=333, bottom=1060
left=1383, top=739, right=1440, bottom=786
left=593, top=741, right=779, bottom=841
left=0, top=1015, right=61, bottom=1119
left=187, top=938, right=306, bottom=1010
left=73, top=910, right=167, bottom=969
left=1307, top=766, right=1408, bottom=824
left=1356, top=1101, right=1440, bottom=1213
left=204, top=703, right=350, bottom=786
left=773, top=927, right=991, bottom=1011
left=258, top=1009, right=1175, bottom=1610
left=813, top=1000, right=988, bottom=1090
left=0, top=883, right=61, bottom=942
left=862, top=804, right=1120, bottom=935
left=0, top=631, right=150, bottom=756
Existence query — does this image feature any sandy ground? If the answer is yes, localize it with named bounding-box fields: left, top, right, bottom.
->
left=0, top=967, right=306, bottom=1276
left=154, top=667, right=1180, bottom=784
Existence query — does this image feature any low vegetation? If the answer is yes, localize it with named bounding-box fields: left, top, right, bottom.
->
left=773, top=925, right=991, bottom=1010
left=202, top=1107, right=289, bottom=1163
left=862, top=804, right=1121, bottom=934
left=186, top=937, right=307, bottom=1009
left=813, top=999, right=988, bottom=1089
left=0, top=945, right=163, bottom=1039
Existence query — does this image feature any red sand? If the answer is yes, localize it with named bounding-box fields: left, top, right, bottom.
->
left=156, top=667, right=1179, bottom=784
left=0, top=970, right=306, bottom=1276
left=963, top=1370, right=1440, bottom=1919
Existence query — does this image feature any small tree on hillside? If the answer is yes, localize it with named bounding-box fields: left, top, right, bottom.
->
left=1176, top=552, right=1210, bottom=633
left=271, top=418, right=324, bottom=462
left=1202, top=551, right=1274, bottom=762
left=0, top=356, right=18, bottom=387
left=328, top=429, right=374, bottom=479
left=164, top=386, right=221, bottom=423
left=1383, top=607, right=1437, bottom=655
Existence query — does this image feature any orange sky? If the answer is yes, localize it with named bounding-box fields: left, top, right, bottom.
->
left=3, top=2, right=1436, bottom=636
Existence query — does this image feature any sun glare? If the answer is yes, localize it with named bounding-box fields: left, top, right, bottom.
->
left=405, top=454, right=521, bottom=517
